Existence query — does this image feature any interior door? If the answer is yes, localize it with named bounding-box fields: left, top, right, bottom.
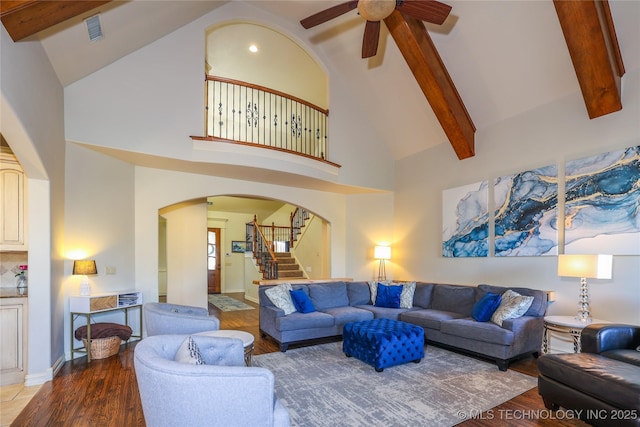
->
left=207, top=228, right=221, bottom=294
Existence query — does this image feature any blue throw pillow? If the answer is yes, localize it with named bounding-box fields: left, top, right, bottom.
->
left=472, top=292, right=502, bottom=322
left=289, top=289, right=316, bottom=313
left=375, top=283, right=402, bottom=308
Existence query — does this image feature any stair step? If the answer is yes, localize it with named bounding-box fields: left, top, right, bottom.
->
left=278, top=270, right=304, bottom=278
left=278, top=263, right=300, bottom=270
left=277, top=258, right=296, bottom=265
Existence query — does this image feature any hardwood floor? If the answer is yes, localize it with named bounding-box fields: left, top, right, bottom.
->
left=11, top=293, right=588, bottom=426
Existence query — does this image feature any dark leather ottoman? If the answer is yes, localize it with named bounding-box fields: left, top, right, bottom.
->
left=342, top=318, right=425, bottom=372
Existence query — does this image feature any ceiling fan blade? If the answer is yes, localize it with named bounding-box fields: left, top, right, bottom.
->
left=362, top=20, right=380, bottom=58
left=396, top=0, right=452, bottom=25
left=300, top=0, right=359, bottom=29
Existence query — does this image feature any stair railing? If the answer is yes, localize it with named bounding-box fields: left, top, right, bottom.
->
left=290, top=208, right=311, bottom=248
left=247, top=216, right=279, bottom=279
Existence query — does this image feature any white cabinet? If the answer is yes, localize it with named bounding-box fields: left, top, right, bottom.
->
left=0, top=297, right=28, bottom=386
left=0, top=147, right=27, bottom=251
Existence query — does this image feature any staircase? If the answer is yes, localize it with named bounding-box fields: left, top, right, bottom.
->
left=275, top=252, right=304, bottom=279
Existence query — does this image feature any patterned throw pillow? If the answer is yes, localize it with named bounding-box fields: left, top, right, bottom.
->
left=490, top=290, right=534, bottom=327
left=368, top=281, right=416, bottom=309
left=265, top=283, right=297, bottom=315
left=175, top=336, right=205, bottom=365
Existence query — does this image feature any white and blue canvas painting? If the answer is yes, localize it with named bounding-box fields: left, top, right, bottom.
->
left=564, top=145, right=640, bottom=255
left=494, top=165, right=558, bottom=256
left=442, top=181, right=489, bottom=257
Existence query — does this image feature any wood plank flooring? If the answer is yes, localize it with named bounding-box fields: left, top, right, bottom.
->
left=11, top=293, right=588, bottom=426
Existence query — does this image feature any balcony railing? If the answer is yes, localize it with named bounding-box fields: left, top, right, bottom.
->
left=201, top=75, right=330, bottom=161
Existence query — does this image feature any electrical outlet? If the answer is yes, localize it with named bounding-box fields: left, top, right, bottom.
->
left=105, top=266, right=116, bottom=275
left=306, top=266, right=312, bottom=272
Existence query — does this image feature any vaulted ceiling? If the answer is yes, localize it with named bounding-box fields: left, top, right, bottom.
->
left=2, top=0, right=638, bottom=161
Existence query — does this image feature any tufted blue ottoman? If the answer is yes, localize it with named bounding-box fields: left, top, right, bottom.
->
left=342, top=319, right=425, bottom=372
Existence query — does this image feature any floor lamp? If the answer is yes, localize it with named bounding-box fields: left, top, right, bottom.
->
left=374, top=245, right=391, bottom=282
left=557, top=254, right=612, bottom=323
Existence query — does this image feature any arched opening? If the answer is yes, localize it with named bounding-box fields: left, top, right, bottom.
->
left=203, top=21, right=330, bottom=160
left=158, top=195, right=330, bottom=306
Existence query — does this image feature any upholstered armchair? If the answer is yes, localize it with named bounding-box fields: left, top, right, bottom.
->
left=134, top=334, right=290, bottom=427
left=143, top=302, right=220, bottom=336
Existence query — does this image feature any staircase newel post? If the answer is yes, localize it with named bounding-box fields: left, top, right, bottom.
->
left=253, top=215, right=258, bottom=257
left=290, top=211, right=295, bottom=249
left=271, top=222, right=276, bottom=252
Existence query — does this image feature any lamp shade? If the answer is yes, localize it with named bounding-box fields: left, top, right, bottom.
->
left=374, top=245, right=391, bottom=260
left=558, top=254, right=612, bottom=279
left=73, top=260, right=97, bottom=276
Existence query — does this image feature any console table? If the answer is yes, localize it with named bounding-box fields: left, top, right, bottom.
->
left=542, top=315, right=609, bottom=354
left=70, top=291, right=143, bottom=362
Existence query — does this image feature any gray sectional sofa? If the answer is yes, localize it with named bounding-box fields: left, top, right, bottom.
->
left=259, top=281, right=548, bottom=370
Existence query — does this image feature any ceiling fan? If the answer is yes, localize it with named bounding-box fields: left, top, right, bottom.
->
left=300, top=0, right=452, bottom=58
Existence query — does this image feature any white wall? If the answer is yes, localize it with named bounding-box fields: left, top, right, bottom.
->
left=63, top=143, right=136, bottom=357
left=133, top=167, right=367, bottom=310
left=395, top=69, right=640, bottom=326
left=1, top=25, right=66, bottom=384
left=63, top=1, right=395, bottom=192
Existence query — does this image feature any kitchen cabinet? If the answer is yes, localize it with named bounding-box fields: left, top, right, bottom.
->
left=0, top=147, right=27, bottom=251
left=0, top=294, right=28, bottom=386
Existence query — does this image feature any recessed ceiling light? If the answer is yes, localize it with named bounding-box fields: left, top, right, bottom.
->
left=85, top=14, right=103, bottom=42
left=249, top=44, right=258, bottom=53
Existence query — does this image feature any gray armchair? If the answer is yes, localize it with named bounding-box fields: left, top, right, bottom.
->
left=134, top=334, right=290, bottom=427
left=144, top=302, right=220, bottom=336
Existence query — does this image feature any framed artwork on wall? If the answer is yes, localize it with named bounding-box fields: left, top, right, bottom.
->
left=442, top=181, right=489, bottom=257
left=231, top=241, right=248, bottom=253
left=564, top=145, right=640, bottom=255
left=493, top=164, right=558, bottom=256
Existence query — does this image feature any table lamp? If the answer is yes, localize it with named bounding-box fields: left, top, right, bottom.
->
left=374, top=245, right=391, bottom=281
left=557, top=254, right=612, bottom=323
left=73, top=260, right=97, bottom=296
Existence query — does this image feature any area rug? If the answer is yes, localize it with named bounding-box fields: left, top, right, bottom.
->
left=207, top=295, right=255, bottom=311
left=253, top=342, right=537, bottom=427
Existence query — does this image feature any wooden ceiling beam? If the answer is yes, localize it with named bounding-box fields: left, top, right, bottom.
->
left=553, top=0, right=624, bottom=119
left=1, top=0, right=111, bottom=42
left=384, top=10, right=475, bottom=160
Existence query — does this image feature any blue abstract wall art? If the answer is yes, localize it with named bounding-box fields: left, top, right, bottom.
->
left=442, top=181, right=489, bottom=257
left=494, top=165, right=558, bottom=256
left=564, top=145, right=640, bottom=255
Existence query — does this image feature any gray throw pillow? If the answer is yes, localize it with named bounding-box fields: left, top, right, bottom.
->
left=490, top=290, right=534, bottom=327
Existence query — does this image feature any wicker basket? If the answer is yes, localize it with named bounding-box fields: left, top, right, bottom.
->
left=83, top=336, right=122, bottom=359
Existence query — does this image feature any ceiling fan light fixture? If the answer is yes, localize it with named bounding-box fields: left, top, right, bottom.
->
left=85, top=14, right=104, bottom=43
left=357, top=0, right=396, bottom=21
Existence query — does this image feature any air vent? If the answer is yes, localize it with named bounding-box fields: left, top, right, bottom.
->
left=85, top=14, right=103, bottom=42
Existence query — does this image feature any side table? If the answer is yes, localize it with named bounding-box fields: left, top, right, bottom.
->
left=195, top=330, right=255, bottom=366
left=542, top=315, right=609, bottom=354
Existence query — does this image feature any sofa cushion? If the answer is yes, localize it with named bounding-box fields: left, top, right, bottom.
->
left=321, top=306, right=373, bottom=325
left=276, top=311, right=334, bottom=331
left=538, top=353, right=640, bottom=410
left=308, top=283, right=349, bottom=310
left=356, top=305, right=412, bottom=321
left=347, top=282, right=372, bottom=306
left=478, top=284, right=547, bottom=317
left=265, top=283, right=297, bottom=315
left=490, top=290, right=534, bottom=326
left=375, top=283, right=403, bottom=308
left=399, top=309, right=467, bottom=330
left=472, top=292, right=502, bottom=322
left=602, top=349, right=640, bottom=367
left=431, top=285, right=476, bottom=316
left=440, top=318, right=515, bottom=345
left=290, top=289, right=316, bottom=313
left=412, top=283, right=435, bottom=308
